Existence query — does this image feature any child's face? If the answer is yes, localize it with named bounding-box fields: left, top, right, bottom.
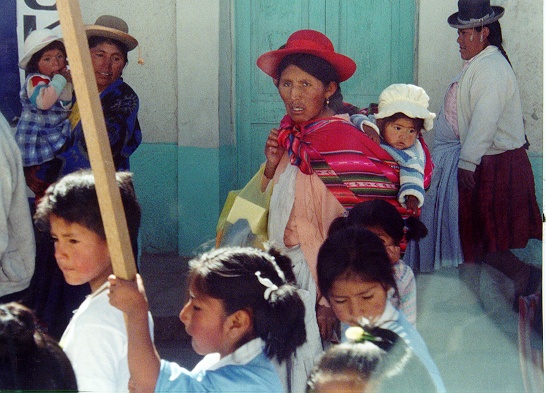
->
left=328, top=274, right=388, bottom=326
left=50, top=215, right=112, bottom=293
left=365, top=226, right=401, bottom=264
left=179, top=284, right=232, bottom=357
left=38, top=48, right=67, bottom=77
left=381, top=116, right=419, bottom=150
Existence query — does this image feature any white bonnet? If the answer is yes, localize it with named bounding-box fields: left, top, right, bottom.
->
left=19, top=29, right=63, bottom=69
left=375, top=84, right=436, bottom=131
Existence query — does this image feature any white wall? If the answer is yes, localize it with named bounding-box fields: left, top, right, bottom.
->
left=417, top=0, right=543, bottom=153
left=176, top=0, right=221, bottom=148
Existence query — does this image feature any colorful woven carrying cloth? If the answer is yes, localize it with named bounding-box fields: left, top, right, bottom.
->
left=277, top=114, right=433, bottom=212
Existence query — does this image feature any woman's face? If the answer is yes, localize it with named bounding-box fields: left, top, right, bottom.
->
left=90, top=41, right=126, bottom=92
left=457, top=27, right=488, bottom=60
left=277, top=64, right=336, bottom=123
left=328, top=274, right=388, bottom=326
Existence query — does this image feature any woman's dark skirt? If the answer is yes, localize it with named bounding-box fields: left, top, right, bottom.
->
left=458, top=147, right=542, bottom=264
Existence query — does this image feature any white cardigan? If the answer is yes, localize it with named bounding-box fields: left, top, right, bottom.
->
left=0, top=113, right=35, bottom=297
left=457, top=45, right=526, bottom=172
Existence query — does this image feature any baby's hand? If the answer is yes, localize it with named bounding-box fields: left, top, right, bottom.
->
left=108, top=274, right=149, bottom=317
left=405, top=195, right=420, bottom=216
left=59, top=66, right=72, bottom=83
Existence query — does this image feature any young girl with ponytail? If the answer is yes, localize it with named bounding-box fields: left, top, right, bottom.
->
left=108, top=246, right=306, bottom=392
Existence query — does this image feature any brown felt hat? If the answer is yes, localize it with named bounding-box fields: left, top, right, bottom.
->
left=85, top=15, right=138, bottom=51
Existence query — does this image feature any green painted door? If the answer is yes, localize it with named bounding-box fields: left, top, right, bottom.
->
left=234, top=0, right=416, bottom=187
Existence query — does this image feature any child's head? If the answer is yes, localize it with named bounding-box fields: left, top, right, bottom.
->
left=34, top=170, right=140, bottom=290
left=306, top=342, right=385, bottom=393
left=350, top=199, right=427, bottom=243
left=181, top=246, right=306, bottom=361
left=317, top=226, right=396, bottom=325
left=0, top=302, right=77, bottom=391
left=19, top=29, right=67, bottom=75
left=374, top=84, right=435, bottom=149
left=329, top=200, right=428, bottom=264
left=307, top=326, right=435, bottom=393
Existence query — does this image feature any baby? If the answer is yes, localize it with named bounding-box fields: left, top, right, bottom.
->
left=16, top=29, right=73, bottom=200
left=352, top=84, right=435, bottom=215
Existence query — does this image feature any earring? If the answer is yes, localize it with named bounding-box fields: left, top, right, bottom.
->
left=469, top=34, right=474, bottom=42
left=326, top=98, right=330, bottom=106
left=479, top=34, right=483, bottom=42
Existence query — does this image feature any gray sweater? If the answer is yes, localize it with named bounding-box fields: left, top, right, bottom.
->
left=0, top=113, right=35, bottom=297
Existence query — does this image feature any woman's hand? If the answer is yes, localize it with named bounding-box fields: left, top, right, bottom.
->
left=108, top=274, right=149, bottom=318
left=316, top=304, right=338, bottom=341
left=458, top=168, right=476, bottom=190
left=264, top=128, right=284, bottom=178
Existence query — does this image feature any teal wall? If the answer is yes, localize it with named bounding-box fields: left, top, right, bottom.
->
left=132, top=142, right=543, bottom=258
left=177, top=147, right=220, bottom=255
left=131, top=144, right=179, bottom=253
left=132, top=143, right=223, bottom=256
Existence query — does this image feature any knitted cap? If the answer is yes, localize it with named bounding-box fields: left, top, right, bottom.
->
left=375, top=84, right=436, bottom=131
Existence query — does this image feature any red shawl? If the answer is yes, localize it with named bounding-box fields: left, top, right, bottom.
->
left=277, top=114, right=433, bottom=216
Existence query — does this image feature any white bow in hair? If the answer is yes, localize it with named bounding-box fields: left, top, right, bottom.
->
left=255, top=271, right=279, bottom=301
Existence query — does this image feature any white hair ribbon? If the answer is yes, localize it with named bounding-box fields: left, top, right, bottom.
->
left=255, top=271, right=279, bottom=301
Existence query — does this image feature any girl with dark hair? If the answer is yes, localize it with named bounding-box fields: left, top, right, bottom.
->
left=108, top=246, right=306, bottom=392
left=329, top=199, right=428, bottom=325
left=316, top=226, right=445, bottom=392
left=0, top=302, right=77, bottom=391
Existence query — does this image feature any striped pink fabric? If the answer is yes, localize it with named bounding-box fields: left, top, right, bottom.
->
left=277, top=114, right=432, bottom=210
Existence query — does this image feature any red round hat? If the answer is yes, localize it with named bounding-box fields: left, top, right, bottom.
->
left=256, top=29, right=356, bottom=82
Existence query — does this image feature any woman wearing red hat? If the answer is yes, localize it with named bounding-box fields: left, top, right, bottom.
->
left=256, top=29, right=415, bottom=392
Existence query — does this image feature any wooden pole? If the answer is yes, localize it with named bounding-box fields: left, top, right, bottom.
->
left=56, top=0, right=136, bottom=281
